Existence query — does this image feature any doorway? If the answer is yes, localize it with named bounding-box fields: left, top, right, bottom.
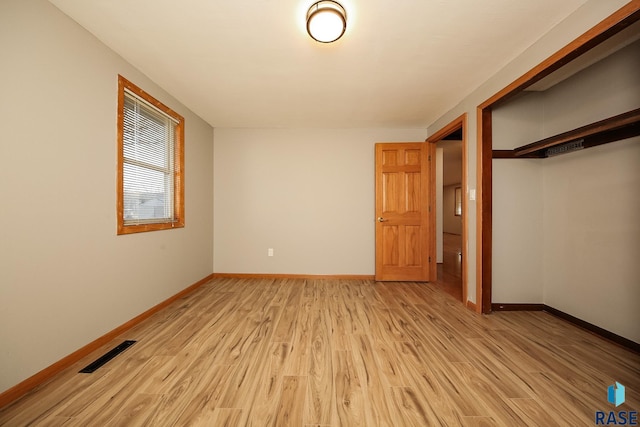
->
left=426, top=114, right=469, bottom=308
left=436, top=136, right=463, bottom=301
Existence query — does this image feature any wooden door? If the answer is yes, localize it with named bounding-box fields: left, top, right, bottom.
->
left=375, top=143, right=431, bottom=281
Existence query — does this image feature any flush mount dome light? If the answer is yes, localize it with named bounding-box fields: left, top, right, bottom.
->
left=306, top=1, right=347, bottom=43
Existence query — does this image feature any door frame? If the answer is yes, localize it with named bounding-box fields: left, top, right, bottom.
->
left=426, top=114, right=469, bottom=309
left=475, top=3, right=640, bottom=314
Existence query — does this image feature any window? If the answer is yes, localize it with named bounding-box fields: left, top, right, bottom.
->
left=454, top=186, right=462, bottom=216
left=117, top=75, right=184, bottom=234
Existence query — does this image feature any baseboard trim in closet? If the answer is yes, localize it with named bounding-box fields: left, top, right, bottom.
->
left=492, top=302, right=639, bottom=354
left=491, top=303, right=545, bottom=311
left=543, top=305, right=639, bottom=354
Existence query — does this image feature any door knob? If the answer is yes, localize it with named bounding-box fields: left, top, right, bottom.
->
left=377, top=217, right=387, bottom=222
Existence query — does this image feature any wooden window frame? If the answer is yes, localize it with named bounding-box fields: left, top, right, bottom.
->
left=117, top=75, right=185, bottom=235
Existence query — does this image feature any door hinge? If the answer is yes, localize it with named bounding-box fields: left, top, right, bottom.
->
left=428, top=155, right=431, bottom=161
left=429, top=256, right=431, bottom=263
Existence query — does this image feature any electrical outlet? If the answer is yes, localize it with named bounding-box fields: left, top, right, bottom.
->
left=268, top=248, right=274, bottom=257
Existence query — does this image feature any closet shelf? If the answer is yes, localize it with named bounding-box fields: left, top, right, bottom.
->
left=493, top=107, right=640, bottom=159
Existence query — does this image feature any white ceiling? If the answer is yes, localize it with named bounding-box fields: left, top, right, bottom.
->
left=48, top=0, right=590, bottom=129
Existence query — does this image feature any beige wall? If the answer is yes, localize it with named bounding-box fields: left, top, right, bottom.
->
left=491, top=93, right=546, bottom=303
left=442, top=185, right=462, bottom=235
left=431, top=8, right=638, bottom=341
left=543, top=138, right=640, bottom=343
left=492, top=159, right=545, bottom=303
left=539, top=40, right=640, bottom=343
left=426, top=0, right=630, bottom=307
left=0, top=0, right=214, bottom=393
left=490, top=39, right=639, bottom=310
left=491, top=39, right=640, bottom=340
left=541, top=40, right=640, bottom=136
left=213, top=128, right=426, bottom=275
left=1, top=0, right=636, bottom=398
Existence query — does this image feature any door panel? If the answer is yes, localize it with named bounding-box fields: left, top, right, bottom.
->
left=375, top=143, right=431, bottom=281
left=405, top=226, right=421, bottom=266
left=405, top=149, right=421, bottom=165
left=382, top=226, right=399, bottom=266
left=382, top=173, right=400, bottom=213
left=382, top=149, right=398, bottom=166
left=405, top=172, right=421, bottom=212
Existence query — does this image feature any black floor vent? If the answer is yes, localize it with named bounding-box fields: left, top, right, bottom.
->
left=79, top=340, right=137, bottom=373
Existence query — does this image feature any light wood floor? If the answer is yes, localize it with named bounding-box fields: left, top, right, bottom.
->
left=1, top=278, right=638, bottom=426
left=435, top=233, right=463, bottom=301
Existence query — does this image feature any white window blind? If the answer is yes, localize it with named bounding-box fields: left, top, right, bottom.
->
left=122, top=90, right=176, bottom=225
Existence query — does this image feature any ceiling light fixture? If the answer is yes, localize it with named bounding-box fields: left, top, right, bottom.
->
left=306, top=1, right=347, bottom=43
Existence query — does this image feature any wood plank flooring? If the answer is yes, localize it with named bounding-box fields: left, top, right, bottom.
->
left=435, top=233, right=463, bottom=301
left=1, top=277, right=639, bottom=426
